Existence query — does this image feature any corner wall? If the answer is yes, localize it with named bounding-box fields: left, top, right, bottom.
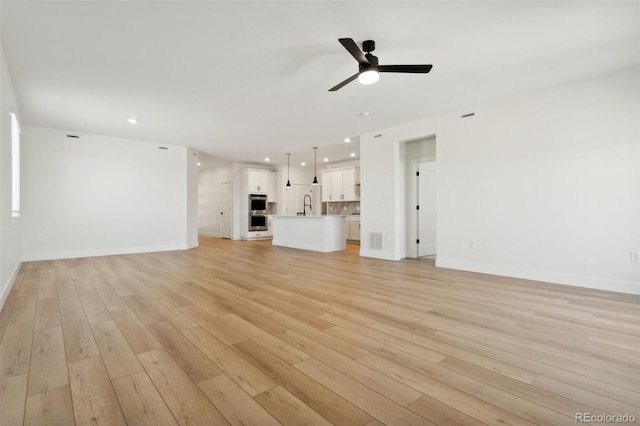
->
left=360, top=68, right=639, bottom=294
left=22, top=125, right=195, bottom=260
left=0, top=46, right=22, bottom=309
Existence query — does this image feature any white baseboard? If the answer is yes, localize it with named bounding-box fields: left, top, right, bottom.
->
left=436, top=258, right=640, bottom=295
left=0, top=261, right=23, bottom=311
left=198, top=232, right=220, bottom=237
left=360, top=249, right=401, bottom=261
left=22, top=244, right=190, bottom=262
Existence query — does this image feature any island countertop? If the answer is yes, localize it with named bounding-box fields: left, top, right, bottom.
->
left=271, top=215, right=346, bottom=252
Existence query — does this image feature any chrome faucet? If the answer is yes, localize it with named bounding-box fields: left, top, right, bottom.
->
left=303, top=194, right=312, bottom=216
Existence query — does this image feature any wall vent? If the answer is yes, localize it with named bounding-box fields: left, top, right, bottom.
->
left=369, top=232, right=383, bottom=250
left=66, top=134, right=79, bottom=138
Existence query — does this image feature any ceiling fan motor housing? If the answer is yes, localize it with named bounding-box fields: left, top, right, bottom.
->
left=362, top=39, right=375, bottom=53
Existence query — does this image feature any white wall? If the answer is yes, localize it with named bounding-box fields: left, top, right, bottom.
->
left=198, top=162, right=233, bottom=237
left=360, top=68, right=639, bottom=294
left=0, top=46, right=23, bottom=309
left=186, top=148, right=199, bottom=248
left=22, top=125, right=197, bottom=260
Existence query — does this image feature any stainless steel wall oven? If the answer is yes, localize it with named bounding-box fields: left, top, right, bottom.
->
left=248, top=194, right=268, bottom=231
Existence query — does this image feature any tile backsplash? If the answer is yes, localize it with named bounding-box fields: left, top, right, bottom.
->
left=326, top=201, right=360, bottom=215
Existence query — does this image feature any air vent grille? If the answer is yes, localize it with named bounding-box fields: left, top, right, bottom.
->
left=369, top=232, right=383, bottom=250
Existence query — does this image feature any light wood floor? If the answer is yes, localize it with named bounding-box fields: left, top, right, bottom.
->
left=1, top=237, right=638, bottom=425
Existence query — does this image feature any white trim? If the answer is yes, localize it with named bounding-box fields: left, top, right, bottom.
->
left=436, top=258, right=640, bottom=295
left=22, top=244, right=191, bottom=262
left=359, top=249, right=401, bottom=261
left=198, top=231, right=220, bottom=238
left=0, top=261, right=23, bottom=311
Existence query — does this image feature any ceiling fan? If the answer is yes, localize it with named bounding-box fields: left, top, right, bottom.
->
left=329, top=38, right=433, bottom=92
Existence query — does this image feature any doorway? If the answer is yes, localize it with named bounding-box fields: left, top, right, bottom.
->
left=417, top=161, right=437, bottom=258
left=402, top=135, right=436, bottom=259
left=220, top=182, right=232, bottom=239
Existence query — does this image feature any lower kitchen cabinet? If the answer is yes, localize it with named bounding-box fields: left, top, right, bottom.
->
left=347, top=216, right=360, bottom=241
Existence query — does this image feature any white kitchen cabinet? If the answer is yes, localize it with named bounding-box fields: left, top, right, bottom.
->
left=268, top=172, right=277, bottom=202
left=341, top=168, right=359, bottom=201
left=322, top=168, right=359, bottom=202
left=245, top=169, right=269, bottom=193
left=347, top=216, right=361, bottom=241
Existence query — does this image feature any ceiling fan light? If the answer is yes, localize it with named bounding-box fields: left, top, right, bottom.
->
left=358, top=70, right=379, bottom=85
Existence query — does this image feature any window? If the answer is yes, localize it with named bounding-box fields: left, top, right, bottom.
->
left=11, top=112, right=20, bottom=218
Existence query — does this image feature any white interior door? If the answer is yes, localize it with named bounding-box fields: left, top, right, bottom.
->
left=221, top=182, right=232, bottom=239
left=418, top=162, right=437, bottom=256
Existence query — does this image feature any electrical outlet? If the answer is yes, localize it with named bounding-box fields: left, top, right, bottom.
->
left=469, top=240, right=477, bottom=249
left=631, top=251, right=640, bottom=263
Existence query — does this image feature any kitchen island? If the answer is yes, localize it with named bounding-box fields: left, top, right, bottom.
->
left=272, top=215, right=346, bottom=252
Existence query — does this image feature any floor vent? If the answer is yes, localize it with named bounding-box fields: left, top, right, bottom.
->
left=369, top=232, right=383, bottom=250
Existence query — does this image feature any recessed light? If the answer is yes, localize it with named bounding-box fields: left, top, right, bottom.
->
left=324, top=158, right=329, bottom=162
left=344, top=138, right=351, bottom=143
left=128, top=118, right=139, bottom=124
left=357, top=112, right=370, bottom=117
left=301, top=162, right=306, bottom=166
left=350, top=153, right=357, bottom=157
left=265, top=157, right=270, bottom=162
left=197, top=162, right=201, bottom=166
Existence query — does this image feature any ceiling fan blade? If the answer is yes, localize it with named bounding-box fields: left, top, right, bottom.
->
left=338, top=38, right=369, bottom=65
left=328, top=72, right=360, bottom=91
left=378, top=64, right=433, bottom=73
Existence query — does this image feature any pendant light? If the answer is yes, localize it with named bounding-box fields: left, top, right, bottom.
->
left=286, top=153, right=291, bottom=187
left=312, top=147, right=319, bottom=185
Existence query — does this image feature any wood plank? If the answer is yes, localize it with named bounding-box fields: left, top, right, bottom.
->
left=198, top=374, right=280, bottom=425
left=278, top=329, right=422, bottom=406
left=27, top=326, right=68, bottom=395
left=122, top=294, right=165, bottom=325
left=0, top=321, right=34, bottom=379
left=112, top=371, right=178, bottom=426
left=0, top=374, right=28, bottom=426
left=91, top=320, right=144, bottom=379
left=145, top=296, right=198, bottom=330
left=182, top=327, right=277, bottom=396
left=60, top=313, right=100, bottom=363
left=147, top=321, right=222, bottom=382
left=254, top=385, right=333, bottom=426
left=110, top=308, right=162, bottom=354
left=475, top=384, right=576, bottom=425
left=55, top=264, right=85, bottom=316
left=219, top=313, right=310, bottom=365
left=532, top=375, right=640, bottom=417
left=180, top=305, right=247, bottom=345
left=24, top=385, right=75, bottom=426
left=8, top=283, right=38, bottom=325
left=34, top=297, right=61, bottom=330
left=37, top=264, right=58, bottom=300
left=68, top=355, right=126, bottom=425
left=91, top=277, right=128, bottom=312
left=408, top=394, right=483, bottom=426
left=78, top=289, right=112, bottom=324
left=137, top=348, right=229, bottom=425
left=233, top=339, right=374, bottom=425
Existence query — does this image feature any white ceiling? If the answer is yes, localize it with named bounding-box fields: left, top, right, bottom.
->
left=2, top=1, right=638, bottom=167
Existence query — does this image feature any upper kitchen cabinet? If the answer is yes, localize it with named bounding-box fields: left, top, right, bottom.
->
left=322, top=167, right=360, bottom=202
left=244, top=169, right=269, bottom=194
left=268, top=171, right=277, bottom=202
